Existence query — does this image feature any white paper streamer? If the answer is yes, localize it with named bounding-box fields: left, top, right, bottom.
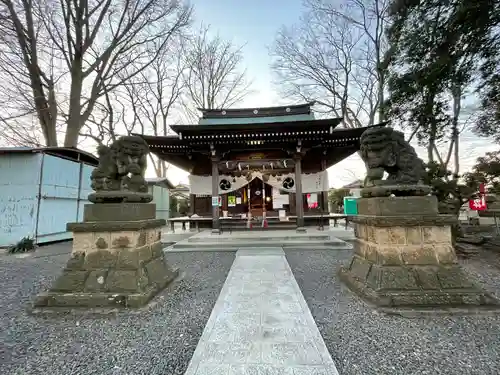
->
left=188, top=171, right=329, bottom=195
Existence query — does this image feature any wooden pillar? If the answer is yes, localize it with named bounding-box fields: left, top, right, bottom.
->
left=294, top=154, right=305, bottom=230
left=211, top=155, right=220, bottom=233
left=189, top=194, right=196, bottom=216
left=321, top=159, right=329, bottom=213
left=289, top=193, right=296, bottom=215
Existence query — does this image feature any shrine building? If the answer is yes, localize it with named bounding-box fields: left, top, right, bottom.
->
left=138, top=102, right=382, bottom=230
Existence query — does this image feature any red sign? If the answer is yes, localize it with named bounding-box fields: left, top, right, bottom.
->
left=469, top=196, right=487, bottom=211
left=307, top=193, right=319, bottom=209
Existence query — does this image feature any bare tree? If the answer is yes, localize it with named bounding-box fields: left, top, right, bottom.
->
left=79, top=37, right=188, bottom=177
left=78, top=87, right=129, bottom=147
left=271, top=0, right=390, bottom=127
left=181, top=25, right=252, bottom=121
left=0, top=0, right=192, bottom=147
left=0, top=0, right=59, bottom=146
left=127, top=45, right=186, bottom=177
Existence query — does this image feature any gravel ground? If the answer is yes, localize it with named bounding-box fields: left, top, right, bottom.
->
left=285, top=249, right=500, bottom=375
left=0, top=243, right=234, bottom=375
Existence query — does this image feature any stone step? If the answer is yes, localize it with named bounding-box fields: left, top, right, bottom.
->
left=224, top=225, right=298, bottom=231
left=170, top=239, right=349, bottom=250
left=164, top=243, right=352, bottom=253
left=187, top=234, right=331, bottom=243
left=160, top=232, right=197, bottom=243
left=220, top=223, right=299, bottom=231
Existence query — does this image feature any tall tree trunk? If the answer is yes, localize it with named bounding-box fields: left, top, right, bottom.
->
left=32, top=76, right=58, bottom=146
left=64, top=64, right=83, bottom=147
left=377, top=76, right=385, bottom=122
left=425, top=91, right=436, bottom=163
left=451, top=83, right=462, bottom=177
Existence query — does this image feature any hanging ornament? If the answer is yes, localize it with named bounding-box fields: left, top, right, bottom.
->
left=283, top=177, right=295, bottom=189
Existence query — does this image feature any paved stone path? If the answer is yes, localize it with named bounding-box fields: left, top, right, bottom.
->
left=184, top=247, right=339, bottom=375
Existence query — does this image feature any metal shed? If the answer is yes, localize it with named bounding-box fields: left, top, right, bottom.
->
left=0, top=147, right=98, bottom=247
left=146, top=177, right=175, bottom=221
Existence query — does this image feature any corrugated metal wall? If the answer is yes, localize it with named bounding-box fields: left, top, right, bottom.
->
left=0, top=153, right=41, bottom=246
left=77, top=163, right=94, bottom=222
left=149, top=185, right=170, bottom=221
left=0, top=152, right=94, bottom=247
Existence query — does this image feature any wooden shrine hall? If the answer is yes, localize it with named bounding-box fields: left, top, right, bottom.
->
left=138, top=102, right=383, bottom=231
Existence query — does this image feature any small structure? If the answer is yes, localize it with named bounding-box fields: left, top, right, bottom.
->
left=146, top=177, right=175, bottom=221
left=170, top=183, right=191, bottom=216
left=171, top=183, right=190, bottom=200
left=339, top=127, right=498, bottom=311
left=34, top=136, right=178, bottom=309
left=478, top=196, right=500, bottom=232
left=136, top=102, right=385, bottom=232
left=342, top=179, right=363, bottom=198
left=0, top=147, right=98, bottom=247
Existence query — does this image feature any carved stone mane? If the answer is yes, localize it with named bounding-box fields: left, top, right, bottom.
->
left=88, top=135, right=153, bottom=203
left=360, top=126, right=430, bottom=197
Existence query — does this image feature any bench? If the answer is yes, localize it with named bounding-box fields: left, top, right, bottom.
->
left=168, top=217, right=212, bottom=233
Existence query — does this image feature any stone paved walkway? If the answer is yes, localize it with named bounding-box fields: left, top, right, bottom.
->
left=184, top=247, right=339, bottom=375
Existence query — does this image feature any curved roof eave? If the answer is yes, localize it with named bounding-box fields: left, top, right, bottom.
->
left=170, top=117, right=343, bottom=134
left=197, top=102, right=316, bottom=114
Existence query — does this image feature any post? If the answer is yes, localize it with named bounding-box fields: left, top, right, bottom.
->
left=211, top=155, right=220, bottom=233
left=247, top=184, right=252, bottom=228
left=189, top=194, right=196, bottom=216
left=294, top=153, right=305, bottom=231
left=321, top=159, right=329, bottom=213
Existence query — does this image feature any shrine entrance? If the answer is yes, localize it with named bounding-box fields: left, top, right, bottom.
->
left=248, top=178, right=273, bottom=218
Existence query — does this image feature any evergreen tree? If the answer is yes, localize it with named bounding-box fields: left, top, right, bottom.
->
left=386, top=0, right=500, bottom=162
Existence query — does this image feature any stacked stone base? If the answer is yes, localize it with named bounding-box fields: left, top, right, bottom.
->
left=34, top=218, right=178, bottom=309
left=340, top=259, right=495, bottom=307
left=340, top=197, right=499, bottom=310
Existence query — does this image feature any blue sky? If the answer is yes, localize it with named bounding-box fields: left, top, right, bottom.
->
left=163, top=0, right=320, bottom=185
left=189, top=0, right=306, bottom=107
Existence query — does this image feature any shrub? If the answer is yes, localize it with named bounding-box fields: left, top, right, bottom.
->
left=8, top=236, right=36, bottom=254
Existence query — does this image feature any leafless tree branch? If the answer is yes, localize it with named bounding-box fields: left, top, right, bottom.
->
left=0, top=0, right=193, bottom=147
left=271, top=0, right=390, bottom=127
left=181, top=25, right=253, bottom=121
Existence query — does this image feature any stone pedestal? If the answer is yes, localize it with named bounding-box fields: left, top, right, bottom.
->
left=339, top=196, right=499, bottom=310
left=34, top=203, right=178, bottom=309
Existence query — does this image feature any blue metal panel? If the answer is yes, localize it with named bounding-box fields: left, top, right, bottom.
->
left=150, top=185, right=170, bottom=220
left=36, top=154, right=80, bottom=242
left=77, top=163, right=94, bottom=222
left=198, top=113, right=314, bottom=125
left=0, top=153, right=41, bottom=247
